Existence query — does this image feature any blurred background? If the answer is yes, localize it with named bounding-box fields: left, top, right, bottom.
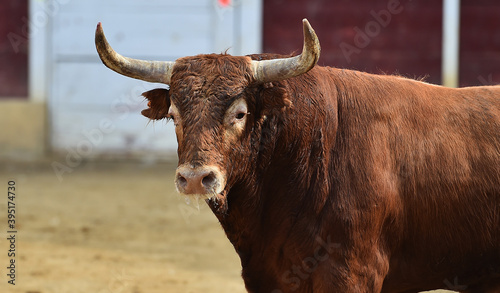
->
left=0, top=0, right=499, bottom=292
left=1, top=0, right=499, bottom=159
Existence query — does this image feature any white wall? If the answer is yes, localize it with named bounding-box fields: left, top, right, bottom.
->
left=31, top=0, right=261, bottom=158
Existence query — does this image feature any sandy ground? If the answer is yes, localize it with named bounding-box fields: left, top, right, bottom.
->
left=0, top=160, right=453, bottom=293
left=0, top=160, right=246, bottom=293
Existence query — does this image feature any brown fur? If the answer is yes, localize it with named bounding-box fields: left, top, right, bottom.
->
left=141, top=53, right=500, bottom=293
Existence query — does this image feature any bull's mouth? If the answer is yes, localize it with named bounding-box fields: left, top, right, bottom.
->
left=179, top=189, right=228, bottom=214
left=180, top=191, right=222, bottom=205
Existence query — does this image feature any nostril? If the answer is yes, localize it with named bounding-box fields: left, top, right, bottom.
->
left=202, top=172, right=217, bottom=189
left=177, top=174, right=188, bottom=189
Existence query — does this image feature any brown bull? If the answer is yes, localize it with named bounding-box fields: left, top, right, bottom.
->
left=95, top=19, right=500, bottom=292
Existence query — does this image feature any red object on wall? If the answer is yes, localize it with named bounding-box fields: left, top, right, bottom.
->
left=0, top=0, right=29, bottom=98
left=218, top=0, right=231, bottom=8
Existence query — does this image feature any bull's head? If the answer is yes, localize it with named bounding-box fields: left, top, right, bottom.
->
left=95, top=19, right=320, bottom=212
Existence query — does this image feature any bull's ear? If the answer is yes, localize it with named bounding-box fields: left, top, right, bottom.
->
left=141, top=88, right=171, bottom=120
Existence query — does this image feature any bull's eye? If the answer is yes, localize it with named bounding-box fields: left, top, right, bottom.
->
left=235, top=112, right=246, bottom=120
left=167, top=105, right=179, bottom=124
left=225, top=98, right=248, bottom=129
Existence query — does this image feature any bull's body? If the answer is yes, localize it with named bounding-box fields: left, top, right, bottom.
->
left=214, top=60, right=500, bottom=292
left=96, top=20, right=500, bottom=292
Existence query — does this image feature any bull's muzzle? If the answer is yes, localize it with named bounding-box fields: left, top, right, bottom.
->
left=175, top=165, right=225, bottom=197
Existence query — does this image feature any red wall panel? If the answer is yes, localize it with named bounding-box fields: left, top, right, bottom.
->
left=0, top=0, right=29, bottom=97
left=459, top=0, right=500, bottom=86
left=263, top=0, right=443, bottom=85
left=264, top=0, right=500, bottom=87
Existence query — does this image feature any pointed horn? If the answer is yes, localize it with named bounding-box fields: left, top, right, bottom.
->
left=95, top=22, right=174, bottom=84
left=251, top=19, right=321, bottom=83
